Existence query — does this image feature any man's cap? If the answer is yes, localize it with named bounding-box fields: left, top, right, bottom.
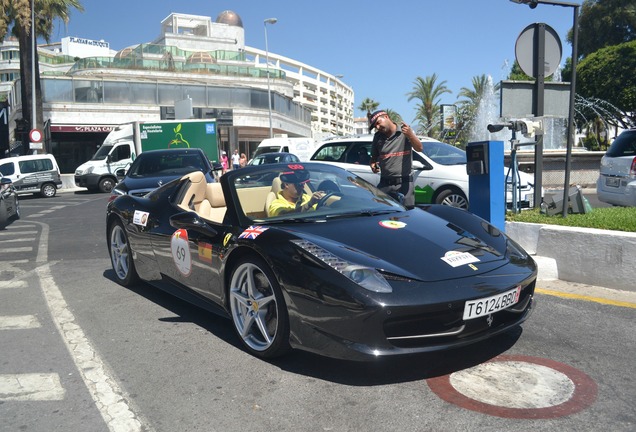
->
left=368, top=110, right=387, bottom=131
left=280, top=169, right=310, bottom=184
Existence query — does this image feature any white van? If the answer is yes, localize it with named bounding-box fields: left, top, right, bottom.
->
left=0, top=154, right=63, bottom=198
left=253, top=137, right=317, bottom=161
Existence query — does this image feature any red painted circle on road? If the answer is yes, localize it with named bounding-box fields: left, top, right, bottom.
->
left=427, top=355, right=597, bottom=419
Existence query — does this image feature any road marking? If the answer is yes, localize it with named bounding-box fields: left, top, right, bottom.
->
left=536, top=288, right=636, bottom=309
left=35, top=262, right=145, bottom=431
left=0, top=280, right=28, bottom=289
left=0, top=315, right=41, bottom=329
left=0, top=230, right=37, bottom=236
left=0, top=237, right=36, bottom=243
left=0, top=247, right=33, bottom=252
left=0, top=373, right=65, bottom=401
left=428, top=354, right=597, bottom=419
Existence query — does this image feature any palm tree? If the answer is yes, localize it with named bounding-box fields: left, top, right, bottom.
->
left=407, top=74, right=451, bottom=137
left=384, top=109, right=402, bottom=125
left=455, top=74, right=492, bottom=144
left=357, top=98, right=379, bottom=115
left=0, top=0, right=83, bottom=153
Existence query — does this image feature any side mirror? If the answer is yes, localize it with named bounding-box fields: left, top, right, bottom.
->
left=115, top=168, right=126, bottom=180
left=0, top=177, right=12, bottom=185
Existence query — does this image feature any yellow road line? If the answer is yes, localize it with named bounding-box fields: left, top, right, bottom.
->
left=536, top=288, right=636, bottom=309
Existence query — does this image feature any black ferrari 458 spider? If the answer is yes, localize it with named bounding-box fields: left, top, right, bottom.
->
left=106, top=162, right=536, bottom=361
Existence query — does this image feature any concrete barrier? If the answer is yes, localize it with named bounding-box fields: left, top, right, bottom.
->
left=506, top=221, right=636, bottom=292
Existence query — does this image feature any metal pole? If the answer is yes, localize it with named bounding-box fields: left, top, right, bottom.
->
left=31, top=0, right=37, bottom=144
left=264, top=18, right=277, bottom=139
left=561, top=5, right=579, bottom=217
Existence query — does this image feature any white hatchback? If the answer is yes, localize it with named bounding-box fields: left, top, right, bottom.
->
left=310, top=135, right=535, bottom=209
left=597, top=129, right=636, bottom=206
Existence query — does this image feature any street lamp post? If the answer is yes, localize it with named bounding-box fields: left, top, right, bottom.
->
left=510, top=0, right=580, bottom=217
left=264, top=18, right=277, bottom=138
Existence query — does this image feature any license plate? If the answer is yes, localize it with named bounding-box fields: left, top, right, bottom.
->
left=605, top=177, right=620, bottom=187
left=463, top=286, right=521, bottom=320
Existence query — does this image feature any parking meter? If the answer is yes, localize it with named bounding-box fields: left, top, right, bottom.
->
left=466, top=141, right=505, bottom=231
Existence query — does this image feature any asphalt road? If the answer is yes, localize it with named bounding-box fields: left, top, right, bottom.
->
left=1, top=190, right=634, bottom=432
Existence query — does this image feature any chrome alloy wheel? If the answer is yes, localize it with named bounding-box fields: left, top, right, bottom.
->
left=229, top=259, right=288, bottom=356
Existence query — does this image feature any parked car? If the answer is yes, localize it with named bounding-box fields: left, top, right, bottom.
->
left=0, top=174, right=20, bottom=228
left=597, top=128, right=636, bottom=206
left=247, top=152, right=301, bottom=166
left=110, top=148, right=215, bottom=199
left=107, top=161, right=537, bottom=361
left=310, top=135, right=536, bottom=209
left=0, top=154, right=62, bottom=198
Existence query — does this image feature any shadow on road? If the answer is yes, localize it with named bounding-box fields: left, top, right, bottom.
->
left=103, top=269, right=523, bottom=386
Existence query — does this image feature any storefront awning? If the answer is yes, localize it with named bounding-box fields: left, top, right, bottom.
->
left=50, top=125, right=116, bottom=133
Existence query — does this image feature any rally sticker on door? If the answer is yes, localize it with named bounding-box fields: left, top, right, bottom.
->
left=133, top=210, right=150, bottom=227
left=171, top=229, right=192, bottom=276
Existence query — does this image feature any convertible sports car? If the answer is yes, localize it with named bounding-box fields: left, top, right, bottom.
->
left=107, top=162, right=536, bottom=361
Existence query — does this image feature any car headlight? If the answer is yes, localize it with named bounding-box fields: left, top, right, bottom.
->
left=291, top=239, right=393, bottom=293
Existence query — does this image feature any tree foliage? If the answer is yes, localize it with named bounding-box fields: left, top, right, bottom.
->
left=570, top=0, right=636, bottom=60
left=407, top=74, right=451, bottom=137
left=576, top=40, right=636, bottom=127
left=0, top=0, right=83, bottom=152
left=357, top=98, right=379, bottom=115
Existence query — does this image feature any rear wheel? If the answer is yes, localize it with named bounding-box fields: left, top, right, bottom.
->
left=40, top=183, right=57, bottom=198
left=436, top=188, right=468, bottom=209
left=99, top=177, right=115, bottom=193
left=108, top=220, right=139, bottom=286
left=229, top=256, right=290, bottom=359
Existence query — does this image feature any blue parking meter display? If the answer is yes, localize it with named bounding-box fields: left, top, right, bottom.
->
left=466, top=141, right=505, bottom=231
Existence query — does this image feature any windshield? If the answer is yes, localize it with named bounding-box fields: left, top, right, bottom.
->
left=229, top=162, right=404, bottom=222
left=421, top=141, right=466, bottom=166
left=128, top=151, right=207, bottom=178
left=91, top=145, right=113, bottom=160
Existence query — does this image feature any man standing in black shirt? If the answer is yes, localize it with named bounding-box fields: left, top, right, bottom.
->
left=368, top=110, right=423, bottom=208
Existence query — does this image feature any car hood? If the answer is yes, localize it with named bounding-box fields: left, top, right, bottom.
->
left=264, top=209, right=519, bottom=282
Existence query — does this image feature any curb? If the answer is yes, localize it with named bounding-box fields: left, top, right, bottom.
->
left=506, top=221, right=636, bottom=293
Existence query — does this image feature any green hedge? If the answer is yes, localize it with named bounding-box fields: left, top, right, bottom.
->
left=506, top=207, right=636, bottom=232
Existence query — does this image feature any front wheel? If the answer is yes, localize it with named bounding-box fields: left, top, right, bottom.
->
left=229, top=257, right=290, bottom=359
left=108, top=219, right=139, bottom=287
left=99, top=177, right=115, bottom=193
left=435, top=189, right=468, bottom=209
left=40, top=183, right=57, bottom=198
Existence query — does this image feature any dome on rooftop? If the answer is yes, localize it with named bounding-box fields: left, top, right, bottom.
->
left=114, top=46, right=138, bottom=58
left=187, top=51, right=216, bottom=64
left=216, top=10, right=243, bottom=28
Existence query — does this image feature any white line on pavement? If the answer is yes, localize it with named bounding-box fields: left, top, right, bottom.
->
left=0, top=315, right=41, bottom=329
left=0, top=373, right=65, bottom=401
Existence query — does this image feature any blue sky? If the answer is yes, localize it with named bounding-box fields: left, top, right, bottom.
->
left=54, top=0, right=576, bottom=123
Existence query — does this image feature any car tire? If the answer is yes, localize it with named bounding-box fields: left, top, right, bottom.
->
left=99, top=177, right=115, bottom=193
left=40, top=183, right=57, bottom=198
left=435, top=188, right=468, bottom=209
left=108, top=219, right=140, bottom=287
left=229, top=256, right=291, bottom=359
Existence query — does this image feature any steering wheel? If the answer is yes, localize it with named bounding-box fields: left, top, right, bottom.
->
left=316, top=191, right=343, bottom=208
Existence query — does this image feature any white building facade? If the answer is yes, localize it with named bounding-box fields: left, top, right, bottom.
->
left=0, top=11, right=354, bottom=173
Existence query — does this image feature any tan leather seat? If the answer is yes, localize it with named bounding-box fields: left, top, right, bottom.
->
left=178, top=171, right=207, bottom=212
left=265, top=177, right=282, bottom=217
left=198, top=182, right=226, bottom=223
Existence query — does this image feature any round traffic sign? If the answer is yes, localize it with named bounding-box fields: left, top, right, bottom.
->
left=515, top=23, right=562, bottom=78
left=29, top=128, right=43, bottom=143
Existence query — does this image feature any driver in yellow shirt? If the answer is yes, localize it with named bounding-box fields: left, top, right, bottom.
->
left=268, top=169, right=325, bottom=216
